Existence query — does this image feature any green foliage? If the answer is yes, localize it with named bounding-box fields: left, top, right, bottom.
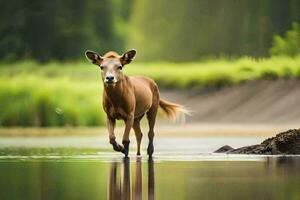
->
left=1, top=0, right=300, bottom=62
left=0, top=65, right=105, bottom=127
left=270, top=23, right=300, bottom=57
left=127, top=56, right=300, bottom=88
left=128, top=0, right=300, bottom=61
left=0, top=56, right=300, bottom=126
left=0, top=0, right=130, bottom=62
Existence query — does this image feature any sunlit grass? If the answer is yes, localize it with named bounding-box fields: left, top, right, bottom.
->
left=1, top=55, right=300, bottom=87
left=128, top=55, right=300, bottom=88
left=0, top=55, right=300, bottom=126
left=0, top=74, right=105, bottom=127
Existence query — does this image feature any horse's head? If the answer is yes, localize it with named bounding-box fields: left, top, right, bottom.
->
left=85, top=49, right=136, bottom=85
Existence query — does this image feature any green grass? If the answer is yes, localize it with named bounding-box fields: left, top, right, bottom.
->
left=128, top=55, right=300, bottom=88
left=0, top=71, right=105, bottom=127
left=1, top=55, right=300, bottom=127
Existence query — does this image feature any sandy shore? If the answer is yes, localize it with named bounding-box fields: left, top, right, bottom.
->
left=0, top=123, right=298, bottom=137
left=160, top=79, right=300, bottom=124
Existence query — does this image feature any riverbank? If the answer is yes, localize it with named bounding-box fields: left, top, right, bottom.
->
left=161, top=79, right=300, bottom=124
left=1, top=56, right=300, bottom=127
left=0, top=123, right=298, bottom=137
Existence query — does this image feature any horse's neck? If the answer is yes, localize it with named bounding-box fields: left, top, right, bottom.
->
left=104, top=76, right=129, bottom=105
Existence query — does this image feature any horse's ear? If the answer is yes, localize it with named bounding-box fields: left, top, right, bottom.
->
left=120, top=49, right=136, bottom=65
left=85, top=50, right=103, bottom=65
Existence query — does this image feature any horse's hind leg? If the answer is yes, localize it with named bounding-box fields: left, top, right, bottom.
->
left=146, top=106, right=158, bottom=157
left=133, top=116, right=143, bottom=156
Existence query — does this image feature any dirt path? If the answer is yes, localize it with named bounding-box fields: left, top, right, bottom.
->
left=160, top=79, right=300, bottom=124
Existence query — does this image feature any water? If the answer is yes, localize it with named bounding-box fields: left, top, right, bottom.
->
left=0, top=135, right=299, bottom=200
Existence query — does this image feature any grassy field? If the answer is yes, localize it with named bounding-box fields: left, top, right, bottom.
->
left=1, top=55, right=300, bottom=127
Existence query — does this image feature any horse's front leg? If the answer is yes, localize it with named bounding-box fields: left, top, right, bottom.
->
left=107, top=116, right=124, bottom=152
left=122, top=114, right=134, bottom=157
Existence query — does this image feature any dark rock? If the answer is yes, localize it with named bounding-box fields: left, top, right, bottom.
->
left=265, top=129, right=300, bottom=154
left=228, top=144, right=273, bottom=154
left=214, top=145, right=234, bottom=153
left=215, top=129, right=300, bottom=155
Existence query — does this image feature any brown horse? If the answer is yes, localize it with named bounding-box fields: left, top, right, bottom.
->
left=85, top=49, right=189, bottom=157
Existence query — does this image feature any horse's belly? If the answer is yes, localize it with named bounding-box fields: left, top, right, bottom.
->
left=134, top=88, right=153, bottom=118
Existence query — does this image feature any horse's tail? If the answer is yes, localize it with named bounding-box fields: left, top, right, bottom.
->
left=159, top=99, right=190, bottom=121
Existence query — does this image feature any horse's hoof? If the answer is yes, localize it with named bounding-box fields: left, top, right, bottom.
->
left=122, top=140, right=130, bottom=157
left=122, top=150, right=129, bottom=158
left=147, top=143, right=154, bottom=156
left=110, top=139, right=124, bottom=152
left=113, top=144, right=124, bottom=152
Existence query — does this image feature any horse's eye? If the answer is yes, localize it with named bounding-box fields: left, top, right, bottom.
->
left=100, top=66, right=104, bottom=70
left=118, top=66, right=122, bottom=70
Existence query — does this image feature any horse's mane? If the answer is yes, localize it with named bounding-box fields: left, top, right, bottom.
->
left=103, top=51, right=120, bottom=58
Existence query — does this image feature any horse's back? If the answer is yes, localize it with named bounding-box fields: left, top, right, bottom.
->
left=130, top=76, right=158, bottom=92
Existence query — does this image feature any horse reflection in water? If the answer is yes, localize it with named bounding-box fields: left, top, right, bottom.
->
left=108, top=158, right=155, bottom=200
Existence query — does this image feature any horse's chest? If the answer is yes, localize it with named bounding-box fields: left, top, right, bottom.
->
left=107, top=106, right=128, bottom=120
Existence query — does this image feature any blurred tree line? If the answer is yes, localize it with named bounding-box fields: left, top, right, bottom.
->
left=270, top=22, right=300, bottom=56
left=0, top=0, right=132, bottom=62
left=129, top=0, right=300, bottom=61
left=0, top=0, right=299, bottom=62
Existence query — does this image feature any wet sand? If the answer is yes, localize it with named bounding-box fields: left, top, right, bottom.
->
left=0, top=123, right=299, bottom=137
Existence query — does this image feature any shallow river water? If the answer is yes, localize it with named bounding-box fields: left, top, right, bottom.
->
left=0, top=135, right=299, bottom=200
